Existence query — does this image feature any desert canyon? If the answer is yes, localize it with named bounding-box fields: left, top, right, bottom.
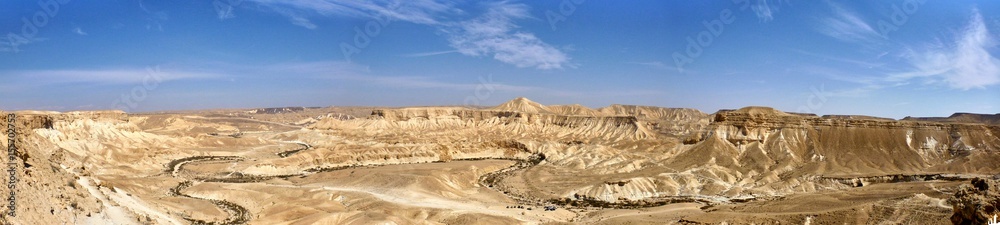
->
left=2, top=97, right=999, bottom=224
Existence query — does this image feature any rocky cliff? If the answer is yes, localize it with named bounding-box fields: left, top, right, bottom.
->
left=1, top=110, right=127, bottom=129
left=548, top=104, right=605, bottom=116
left=559, top=106, right=1000, bottom=203
left=949, top=178, right=1000, bottom=224
left=699, top=106, right=1000, bottom=176
left=598, top=104, right=710, bottom=137
left=491, top=97, right=552, bottom=114
left=344, top=99, right=658, bottom=141
left=0, top=110, right=156, bottom=224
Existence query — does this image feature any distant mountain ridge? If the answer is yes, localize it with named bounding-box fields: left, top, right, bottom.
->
left=903, top=113, right=1000, bottom=125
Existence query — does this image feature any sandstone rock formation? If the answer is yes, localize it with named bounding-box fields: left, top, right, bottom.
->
left=1, top=97, right=997, bottom=224
left=949, top=178, right=1000, bottom=224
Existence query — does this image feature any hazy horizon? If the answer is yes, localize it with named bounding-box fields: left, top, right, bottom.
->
left=2, top=1, right=998, bottom=119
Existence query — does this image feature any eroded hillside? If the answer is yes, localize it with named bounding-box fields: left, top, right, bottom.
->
left=2, top=98, right=998, bottom=224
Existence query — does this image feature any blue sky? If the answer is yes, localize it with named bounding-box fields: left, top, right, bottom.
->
left=1, top=0, right=998, bottom=118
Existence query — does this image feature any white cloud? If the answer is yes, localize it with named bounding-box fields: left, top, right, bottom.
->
left=247, top=0, right=571, bottom=70
left=289, top=14, right=318, bottom=29
left=890, top=9, right=1000, bottom=90
left=252, top=60, right=546, bottom=92
left=217, top=5, right=236, bottom=20
left=73, top=27, right=88, bottom=35
left=753, top=2, right=773, bottom=21
left=138, top=0, right=168, bottom=31
left=791, top=49, right=886, bottom=68
left=257, top=60, right=371, bottom=77
left=2, top=67, right=220, bottom=86
left=247, top=0, right=454, bottom=26
left=627, top=61, right=682, bottom=71
left=818, top=2, right=881, bottom=43
left=629, top=61, right=667, bottom=68
left=0, top=36, right=46, bottom=53
left=256, top=6, right=320, bottom=29
left=401, top=50, right=459, bottom=57
left=445, top=2, right=570, bottom=69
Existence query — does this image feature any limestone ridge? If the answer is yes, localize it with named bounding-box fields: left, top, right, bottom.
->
left=346, top=97, right=657, bottom=140
left=548, top=104, right=605, bottom=116
left=598, top=104, right=711, bottom=137
left=699, top=106, right=1000, bottom=175
left=318, top=101, right=1000, bottom=202
left=904, top=112, right=1000, bottom=125
left=1, top=110, right=128, bottom=131
left=491, top=97, right=552, bottom=114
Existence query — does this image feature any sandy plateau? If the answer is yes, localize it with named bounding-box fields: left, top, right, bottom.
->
left=2, top=97, right=1000, bottom=224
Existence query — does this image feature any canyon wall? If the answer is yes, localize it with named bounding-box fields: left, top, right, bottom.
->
left=700, top=107, right=1000, bottom=176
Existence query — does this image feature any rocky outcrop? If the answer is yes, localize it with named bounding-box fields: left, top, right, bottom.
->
left=949, top=178, right=1000, bottom=224
left=352, top=100, right=657, bottom=141
left=819, top=174, right=967, bottom=187
left=304, top=100, right=1000, bottom=208
left=598, top=104, right=710, bottom=137
left=0, top=110, right=127, bottom=131
left=599, top=104, right=708, bottom=122
left=0, top=110, right=141, bottom=224
left=356, top=100, right=714, bottom=141
left=247, top=107, right=306, bottom=114
left=714, top=107, right=988, bottom=130
left=368, top=107, right=469, bottom=121
left=821, top=115, right=895, bottom=121
left=548, top=104, right=605, bottom=116
left=701, top=106, right=1000, bottom=176
left=491, top=97, right=552, bottom=114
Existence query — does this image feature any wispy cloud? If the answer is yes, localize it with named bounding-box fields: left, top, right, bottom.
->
left=791, top=49, right=886, bottom=68
left=818, top=2, right=881, bottom=43
left=445, top=1, right=570, bottom=69
left=247, top=0, right=455, bottom=27
left=627, top=61, right=681, bottom=71
left=221, top=60, right=599, bottom=98
left=248, top=60, right=534, bottom=91
left=751, top=0, right=790, bottom=22
left=289, top=14, right=318, bottom=29
left=0, top=36, right=46, bottom=53
left=0, top=67, right=222, bottom=94
left=889, top=9, right=1000, bottom=90
left=217, top=4, right=236, bottom=20
left=752, top=1, right=774, bottom=21
left=2, top=68, right=219, bottom=85
left=138, top=0, right=168, bottom=31
left=246, top=0, right=570, bottom=70
left=599, top=89, right=666, bottom=97
left=73, top=27, right=88, bottom=36
left=401, top=50, right=458, bottom=57
left=804, top=8, right=998, bottom=96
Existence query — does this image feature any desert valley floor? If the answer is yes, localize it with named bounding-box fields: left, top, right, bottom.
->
left=2, top=97, right=1000, bottom=224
